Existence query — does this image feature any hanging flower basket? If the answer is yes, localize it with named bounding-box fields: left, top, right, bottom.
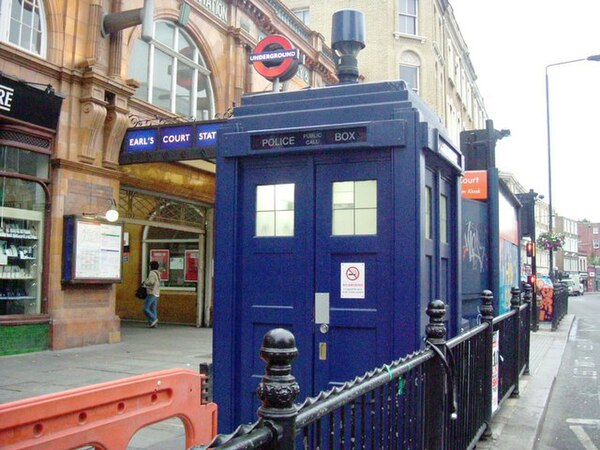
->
left=536, top=232, right=565, bottom=251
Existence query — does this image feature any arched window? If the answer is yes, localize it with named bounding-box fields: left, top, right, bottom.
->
left=0, top=0, right=47, bottom=57
left=128, top=21, right=215, bottom=120
left=399, top=51, right=421, bottom=93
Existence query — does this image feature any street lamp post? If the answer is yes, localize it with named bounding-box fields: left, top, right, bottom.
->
left=545, top=54, right=600, bottom=280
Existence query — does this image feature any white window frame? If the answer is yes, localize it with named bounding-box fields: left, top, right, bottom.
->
left=0, top=0, right=47, bottom=57
left=399, top=0, right=418, bottom=35
left=292, top=8, right=310, bottom=25
left=399, top=64, right=419, bottom=93
left=255, top=183, right=295, bottom=237
left=129, top=21, right=215, bottom=120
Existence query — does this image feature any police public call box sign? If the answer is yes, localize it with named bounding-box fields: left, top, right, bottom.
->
left=251, top=126, right=367, bottom=150
left=119, top=120, right=225, bottom=164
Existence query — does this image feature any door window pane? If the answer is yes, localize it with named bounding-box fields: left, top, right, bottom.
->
left=355, top=180, right=377, bottom=208
left=355, top=209, right=377, bottom=235
left=256, top=184, right=294, bottom=237
left=333, top=209, right=354, bottom=235
left=440, top=194, right=448, bottom=243
left=332, top=180, right=377, bottom=236
left=425, top=186, right=432, bottom=239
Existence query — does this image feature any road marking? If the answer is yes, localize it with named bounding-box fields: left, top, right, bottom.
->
left=569, top=425, right=598, bottom=450
left=567, top=419, right=600, bottom=426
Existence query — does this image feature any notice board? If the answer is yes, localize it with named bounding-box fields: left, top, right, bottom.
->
left=62, top=215, right=123, bottom=283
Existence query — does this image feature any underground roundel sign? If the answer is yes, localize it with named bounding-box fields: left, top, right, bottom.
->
left=249, top=35, right=300, bottom=82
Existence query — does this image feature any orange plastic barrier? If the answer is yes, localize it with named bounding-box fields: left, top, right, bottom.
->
left=0, top=368, right=217, bottom=449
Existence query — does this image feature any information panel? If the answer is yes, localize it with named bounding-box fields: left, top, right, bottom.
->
left=62, top=216, right=123, bottom=283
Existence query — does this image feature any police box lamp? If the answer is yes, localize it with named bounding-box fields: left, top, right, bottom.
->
left=331, top=9, right=366, bottom=83
left=83, top=199, right=119, bottom=223
left=101, top=0, right=154, bottom=42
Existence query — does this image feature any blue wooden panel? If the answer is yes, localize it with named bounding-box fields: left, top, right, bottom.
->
left=461, top=198, right=489, bottom=324
left=313, top=153, right=394, bottom=391
left=237, top=160, right=313, bottom=425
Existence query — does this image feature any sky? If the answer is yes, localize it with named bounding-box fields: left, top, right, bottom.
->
left=450, top=1, right=600, bottom=222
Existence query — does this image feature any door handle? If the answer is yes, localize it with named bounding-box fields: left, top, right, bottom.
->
left=315, top=292, right=330, bottom=324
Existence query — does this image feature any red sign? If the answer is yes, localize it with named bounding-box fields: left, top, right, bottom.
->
left=185, top=250, right=199, bottom=282
left=249, top=35, right=300, bottom=82
left=461, top=170, right=488, bottom=200
left=149, top=249, right=170, bottom=281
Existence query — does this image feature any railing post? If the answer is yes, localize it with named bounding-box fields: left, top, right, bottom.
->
left=510, top=287, right=521, bottom=397
left=257, top=328, right=300, bottom=450
left=480, top=290, right=494, bottom=438
left=425, top=299, right=447, bottom=450
left=522, top=284, right=532, bottom=374
left=551, top=284, right=560, bottom=331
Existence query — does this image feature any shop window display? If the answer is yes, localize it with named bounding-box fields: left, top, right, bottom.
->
left=0, top=146, right=48, bottom=316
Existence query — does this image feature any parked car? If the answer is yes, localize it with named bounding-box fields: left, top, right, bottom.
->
left=563, top=279, right=584, bottom=296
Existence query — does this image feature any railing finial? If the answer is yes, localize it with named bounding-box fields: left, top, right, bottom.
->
left=481, top=289, right=494, bottom=321
left=257, top=328, right=299, bottom=448
left=510, top=286, right=521, bottom=309
left=426, top=299, right=447, bottom=344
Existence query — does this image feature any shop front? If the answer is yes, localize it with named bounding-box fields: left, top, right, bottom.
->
left=0, top=73, right=63, bottom=355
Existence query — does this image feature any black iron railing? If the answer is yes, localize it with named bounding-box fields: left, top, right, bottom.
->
left=197, top=288, right=531, bottom=450
left=552, top=282, right=569, bottom=331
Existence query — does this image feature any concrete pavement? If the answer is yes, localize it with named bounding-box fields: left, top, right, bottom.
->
left=0, top=321, right=213, bottom=449
left=476, top=315, right=575, bottom=449
left=0, top=315, right=573, bottom=449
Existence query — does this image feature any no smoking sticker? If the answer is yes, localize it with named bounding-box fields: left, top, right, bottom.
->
left=341, top=262, right=365, bottom=299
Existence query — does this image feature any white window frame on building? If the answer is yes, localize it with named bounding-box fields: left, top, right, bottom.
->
left=128, top=20, right=216, bottom=120
left=0, top=0, right=47, bottom=57
left=399, top=0, right=418, bottom=35
left=292, top=8, right=310, bottom=25
left=399, top=51, right=421, bottom=93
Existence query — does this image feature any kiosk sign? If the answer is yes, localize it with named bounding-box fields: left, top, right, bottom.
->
left=251, top=126, right=367, bottom=150
left=249, top=35, right=300, bottom=81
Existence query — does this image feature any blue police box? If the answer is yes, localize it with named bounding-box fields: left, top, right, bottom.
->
left=214, top=80, right=464, bottom=431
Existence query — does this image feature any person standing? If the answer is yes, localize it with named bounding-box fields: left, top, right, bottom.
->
left=143, top=261, right=161, bottom=328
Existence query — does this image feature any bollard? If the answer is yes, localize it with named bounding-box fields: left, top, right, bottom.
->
left=480, top=290, right=494, bottom=438
left=424, top=299, right=448, bottom=450
left=257, top=328, right=300, bottom=450
left=510, top=287, right=521, bottom=397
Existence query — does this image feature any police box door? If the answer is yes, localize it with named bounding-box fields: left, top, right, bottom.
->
left=238, top=151, right=394, bottom=420
left=313, top=152, right=394, bottom=391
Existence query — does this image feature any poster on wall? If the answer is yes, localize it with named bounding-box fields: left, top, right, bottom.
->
left=491, top=330, right=500, bottom=413
left=62, top=216, right=123, bottom=283
left=185, top=250, right=199, bottom=282
left=498, top=191, right=519, bottom=314
left=149, top=249, right=170, bottom=281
